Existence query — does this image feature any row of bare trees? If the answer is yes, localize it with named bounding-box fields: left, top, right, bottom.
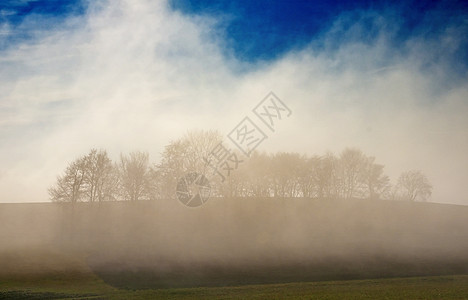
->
left=49, top=130, right=432, bottom=202
left=49, top=150, right=150, bottom=202
left=217, top=150, right=391, bottom=200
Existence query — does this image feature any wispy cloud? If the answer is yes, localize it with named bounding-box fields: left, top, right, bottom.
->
left=0, top=0, right=467, bottom=204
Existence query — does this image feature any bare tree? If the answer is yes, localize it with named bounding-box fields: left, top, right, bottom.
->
left=238, top=151, right=272, bottom=197
left=101, top=163, right=120, bottom=201
left=395, top=170, right=432, bottom=201
left=119, top=151, right=150, bottom=201
left=49, top=149, right=119, bottom=203
left=83, top=149, right=116, bottom=202
left=217, top=148, right=248, bottom=197
left=154, top=130, right=223, bottom=199
left=297, top=155, right=321, bottom=198
left=315, top=152, right=338, bottom=199
left=270, top=152, right=303, bottom=197
left=339, top=148, right=368, bottom=200
left=185, top=129, right=223, bottom=173
left=360, top=156, right=390, bottom=200
left=153, top=139, right=189, bottom=199
left=49, top=156, right=87, bottom=203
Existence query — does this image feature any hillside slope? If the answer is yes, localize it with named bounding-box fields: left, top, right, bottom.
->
left=1, top=198, right=467, bottom=287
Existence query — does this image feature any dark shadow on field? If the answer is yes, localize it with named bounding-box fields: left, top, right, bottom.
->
left=87, top=256, right=468, bottom=289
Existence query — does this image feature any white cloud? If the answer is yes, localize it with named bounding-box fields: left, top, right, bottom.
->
left=0, top=0, right=467, bottom=205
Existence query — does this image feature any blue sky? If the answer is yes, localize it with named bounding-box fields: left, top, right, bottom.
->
left=0, top=0, right=468, bottom=203
left=171, top=0, right=468, bottom=63
left=2, top=0, right=467, bottom=68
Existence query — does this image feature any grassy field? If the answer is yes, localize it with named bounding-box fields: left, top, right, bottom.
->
left=1, top=273, right=468, bottom=299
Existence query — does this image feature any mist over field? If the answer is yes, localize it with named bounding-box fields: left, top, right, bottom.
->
left=1, top=199, right=468, bottom=288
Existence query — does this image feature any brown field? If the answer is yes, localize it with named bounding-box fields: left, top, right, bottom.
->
left=1, top=198, right=468, bottom=289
